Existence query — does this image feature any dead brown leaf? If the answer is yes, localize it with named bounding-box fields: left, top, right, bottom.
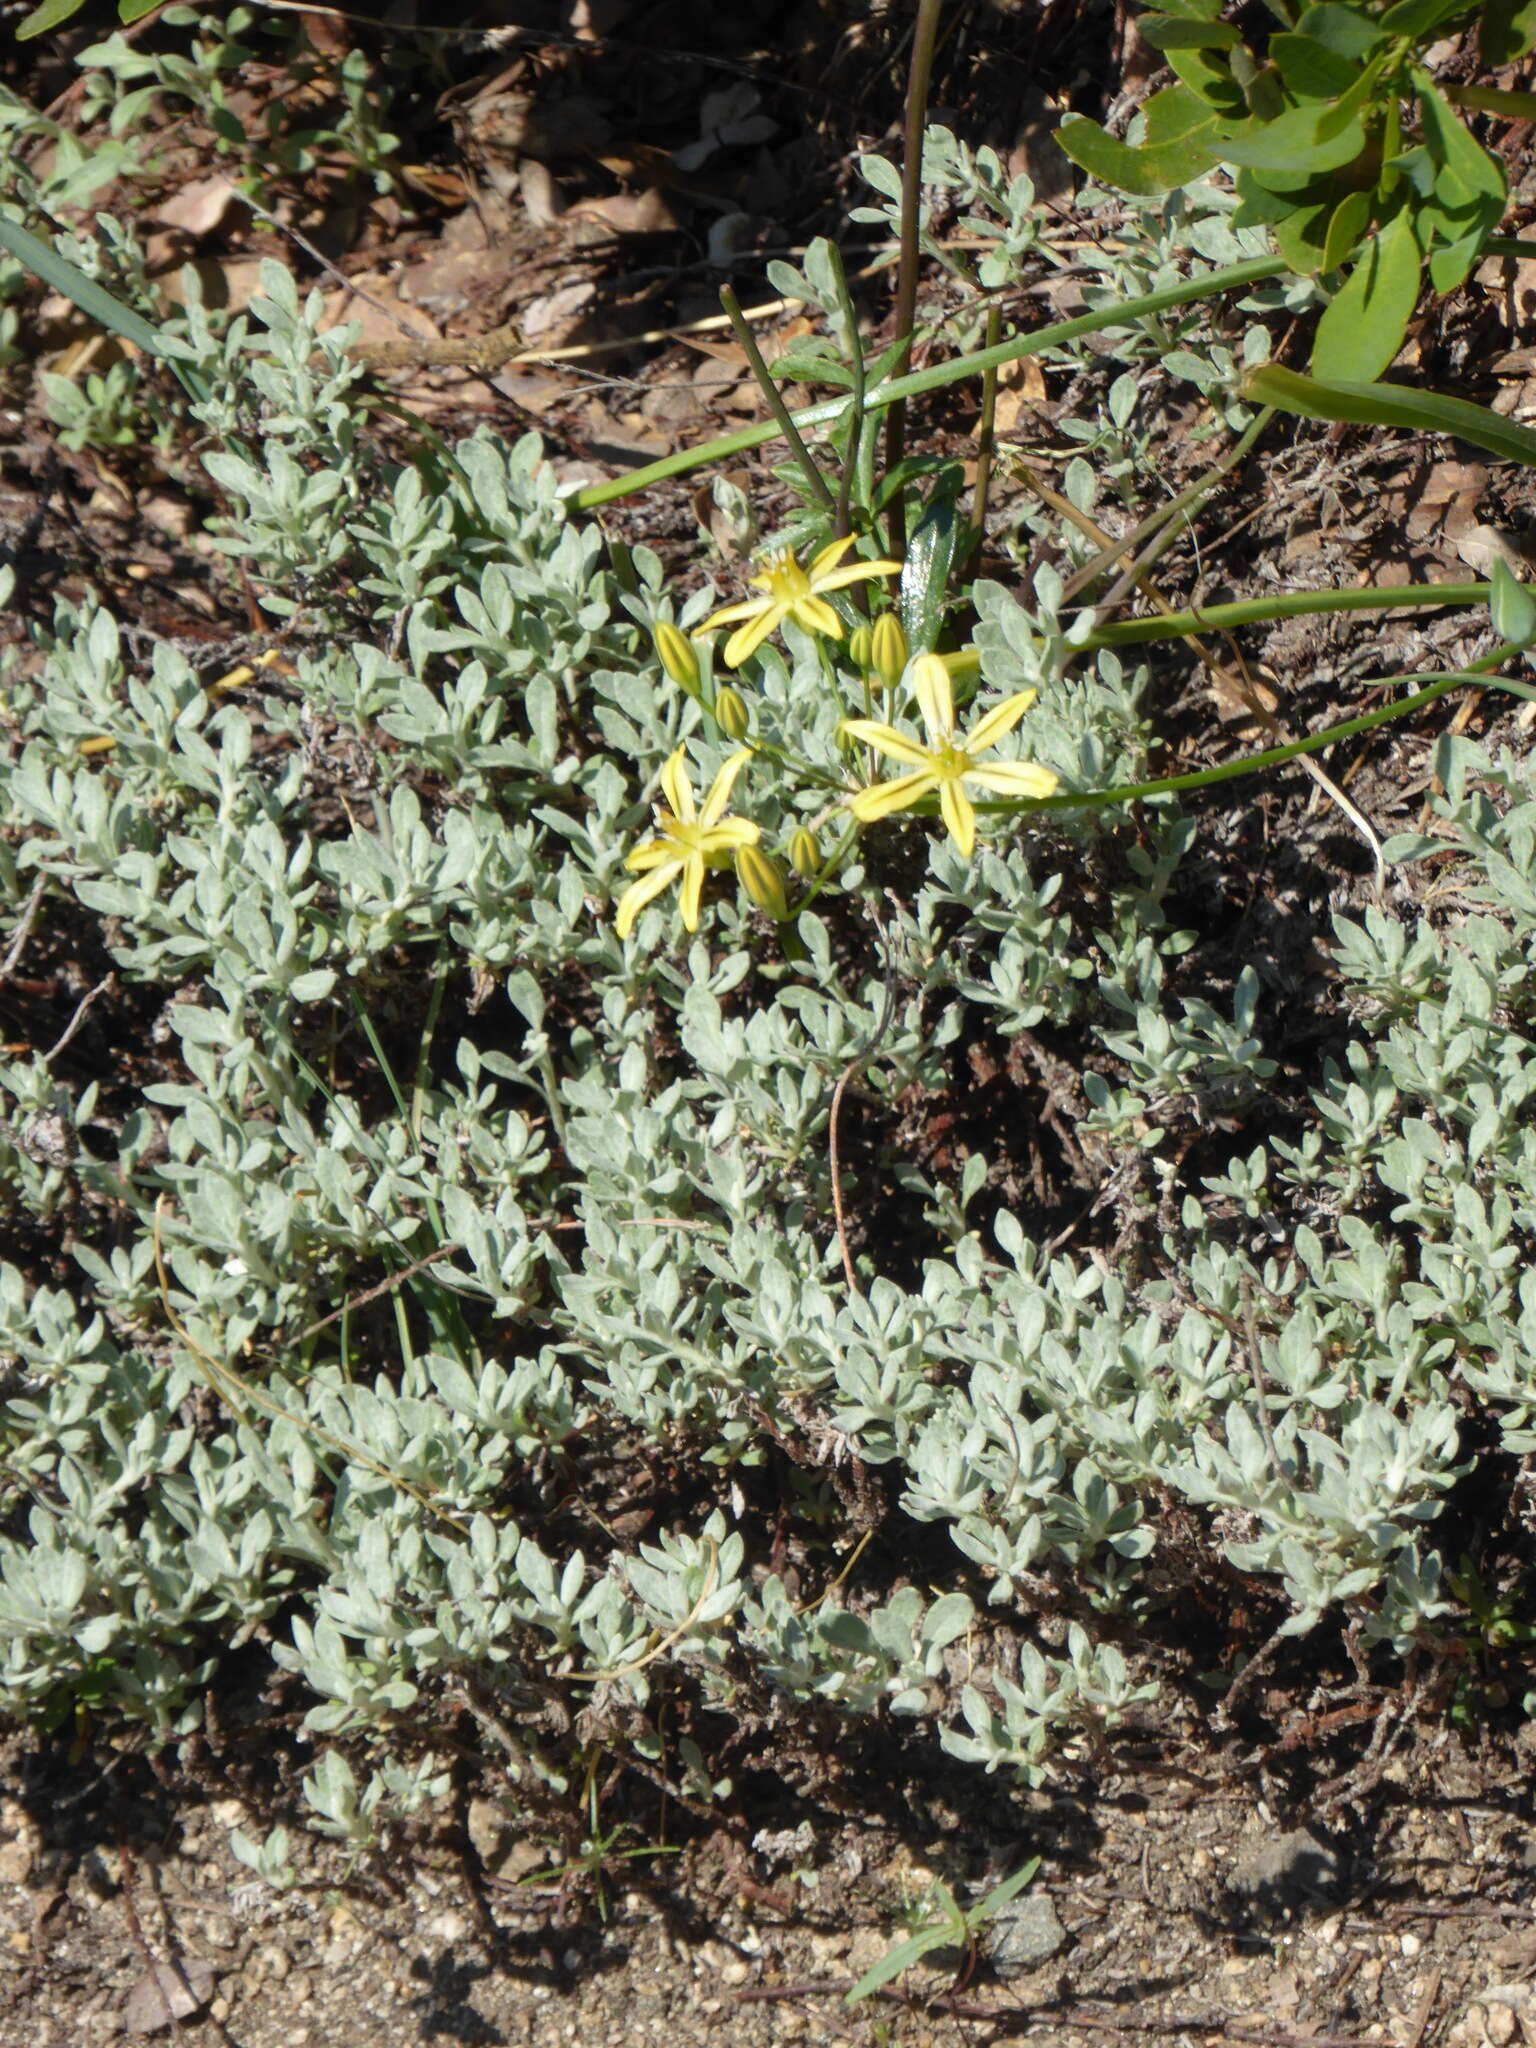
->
left=153, top=174, right=248, bottom=241
left=563, top=189, right=678, bottom=239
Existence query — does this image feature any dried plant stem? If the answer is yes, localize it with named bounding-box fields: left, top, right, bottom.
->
left=883, top=0, right=945, bottom=554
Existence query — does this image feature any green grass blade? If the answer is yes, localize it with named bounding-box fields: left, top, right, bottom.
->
left=1245, top=362, right=1536, bottom=467
left=0, top=209, right=212, bottom=405
left=0, top=209, right=166, bottom=356
left=572, top=254, right=1287, bottom=511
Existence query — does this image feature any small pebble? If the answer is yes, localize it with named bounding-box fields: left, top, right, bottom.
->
left=1484, top=2002, right=1517, bottom=2048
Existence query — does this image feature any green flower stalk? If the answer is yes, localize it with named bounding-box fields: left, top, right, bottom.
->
left=615, top=747, right=758, bottom=938
left=843, top=653, right=1058, bottom=858
left=704, top=537, right=901, bottom=667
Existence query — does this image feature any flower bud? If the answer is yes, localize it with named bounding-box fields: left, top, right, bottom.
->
left=736, top=843, right=788, bottom=920
left=711, top=685, right=750, bottom=742
left=788, top=826, right=820, bottom=878
left=870, top=613, right=908, bottom=690
left=846, top=623, right=873, bottom=673
left=654, top=620, right=701, bottom=694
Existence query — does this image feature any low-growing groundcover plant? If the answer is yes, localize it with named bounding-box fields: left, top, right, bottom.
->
left=3, top=40, right=1536, bottom=1899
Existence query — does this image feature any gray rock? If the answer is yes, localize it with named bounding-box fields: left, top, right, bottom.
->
left=984, top=1892, right=1069, bottom=1975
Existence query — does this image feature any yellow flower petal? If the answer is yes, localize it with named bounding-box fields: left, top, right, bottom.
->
left=659, top=747, right=695, bottom=825
left=788, top=595, right=844, bottom=639
left=616, top=859, right=685, bottom=938
left=910, top=653, right=955, bottom=741
left=964, top=761, right=1060, bottom=799
left=723, top=605, right=786, bottom=668
left=938, top=778, right=977, bottom=857
left=678, top=853, right=706, bottom=930
left=809, top=558, right=904, bottom=595
left=624, top=837, right=675, bottom=872
left=847, top=768, right=938, bottom=823
left=700, top=820, right=759, bottom=852
left=700, top=748, right=753, bottom=827
left=808, top=535, right=858, bottom=578
left=705, top=596, right=771, bottom=629
left=965, top=689, right=1040, bottom=756
left=840, top=718, right=935, bottom=769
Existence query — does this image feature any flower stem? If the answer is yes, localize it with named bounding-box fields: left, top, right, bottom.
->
left=720, top=284, right=836, bottom=517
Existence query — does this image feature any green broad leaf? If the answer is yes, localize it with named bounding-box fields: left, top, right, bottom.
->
left=1297, top=1, right=1392, bottom=59
left=1231, top=169, right=1299, bottom=227
left=1427, top=227, right=1486, bottom=294
left=1236, top=56, right=1287, bottom=122
left=1218, top=104, right=1366, bottom=173
left=1488, top=556, right=1536, bottom=645
left=1390, top=143, right=1438, bottom=200
left=1141, top=14, right=1240, bottom=47
left=1237, top=161, right=1334, bottom=201
left=1380, top=0, right=1475, bottom=33
left=1244, top=362, right=1536, bottom=468
left=1482, top=0, right=1536, bottom=65
left=1269, top=31, right=1367, bottom=100
left=0, top=210, right=166, bottom=357
left=1149, top=0, right=1227, bottom=19
left=1164, top=44, right=1249, bottom=117
left=1415, top=73, right=1507, bottom=210
left=1272, top=193, right=1338, bottom=273
left=1140, top=79, right=1225, bottom=147
left=120, top=0, right=162, bottom=17
left=1057, top=106, right=1221, bottom=197
left=1315, top=52, right=1391, bottom=135
left=1311, top=210, right=1420, bottom=380
left=17, top=0, right=87, bottom=35
left=1433, top=217, right=1490, bottom=292
left=900, top=489, right=960, bottom=656
left=1320, top=188, right=1373, bottom=272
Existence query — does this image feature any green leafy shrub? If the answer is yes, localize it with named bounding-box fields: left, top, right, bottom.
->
left=1059, top=0, right=1531, bottom=378
left=3, top=52, right=1536, bottom=1886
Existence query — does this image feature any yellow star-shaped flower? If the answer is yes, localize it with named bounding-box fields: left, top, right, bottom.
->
left=704, top=537, right=902, bottom=668
left=615, top=747, right=759, bottom=938
left=842, top=653, right=1058, bottom=859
